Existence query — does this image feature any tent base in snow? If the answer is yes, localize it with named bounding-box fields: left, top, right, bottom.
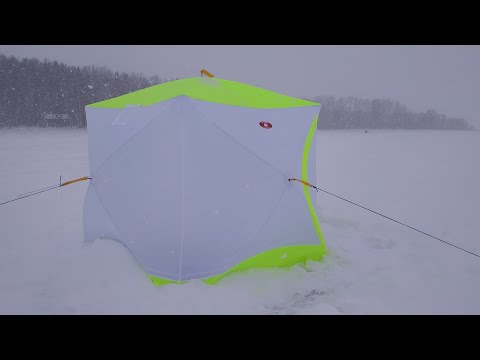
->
left=83, top=74, right=327, bottom=285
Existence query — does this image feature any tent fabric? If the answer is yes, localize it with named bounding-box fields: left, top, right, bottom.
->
left=87, top=77, right=318, bottom=109
left=84, top=77, right=326, bottom=284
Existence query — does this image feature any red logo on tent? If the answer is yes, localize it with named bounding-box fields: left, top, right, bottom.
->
left=259, top=121, right=272, bottom=129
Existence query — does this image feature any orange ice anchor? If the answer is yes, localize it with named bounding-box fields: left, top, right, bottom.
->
left=288, top=178, right=319, bottom=192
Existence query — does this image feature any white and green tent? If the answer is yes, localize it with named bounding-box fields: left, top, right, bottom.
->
left=83, top=74, right=326, bottom=285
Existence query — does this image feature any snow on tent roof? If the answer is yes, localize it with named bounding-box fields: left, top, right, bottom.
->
left=83, top=75, right=326, bottom=286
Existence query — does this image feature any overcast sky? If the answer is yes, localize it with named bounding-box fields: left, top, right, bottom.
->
left=1, top=45, right=479, bottom=127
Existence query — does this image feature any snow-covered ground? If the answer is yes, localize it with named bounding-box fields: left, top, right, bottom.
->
left=1, top=128, right=479, bottom=314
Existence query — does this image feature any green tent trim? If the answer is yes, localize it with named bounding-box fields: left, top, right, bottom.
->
left=87, top=77, right=318, bottom=109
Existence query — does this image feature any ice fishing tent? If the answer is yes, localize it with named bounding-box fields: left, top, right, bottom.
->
left=83, top=74, right=327, bottom=285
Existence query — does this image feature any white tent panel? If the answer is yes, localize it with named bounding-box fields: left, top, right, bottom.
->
left=181, top=99, right=288, bottom=279
left=86, top=99, right=183, bottom=278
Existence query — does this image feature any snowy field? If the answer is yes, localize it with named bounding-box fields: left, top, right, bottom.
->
left=1, top=128, right=479, bottom=314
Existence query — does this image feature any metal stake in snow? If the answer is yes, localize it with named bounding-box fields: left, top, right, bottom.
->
left=0, top=176, right=90, bottom=207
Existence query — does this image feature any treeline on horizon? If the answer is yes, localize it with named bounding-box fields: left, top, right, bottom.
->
left=0, top=53, right=474, bottom=130
left=314, top=95, right=473, bottom=130
left=0, top=53, right=168, bottom=128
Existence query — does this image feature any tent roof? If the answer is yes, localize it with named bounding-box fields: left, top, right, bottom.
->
left=87, top=77, right=319, bottom=109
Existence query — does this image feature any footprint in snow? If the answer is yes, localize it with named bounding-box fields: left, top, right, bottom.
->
left=264, top=289, right=329, bottom=315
